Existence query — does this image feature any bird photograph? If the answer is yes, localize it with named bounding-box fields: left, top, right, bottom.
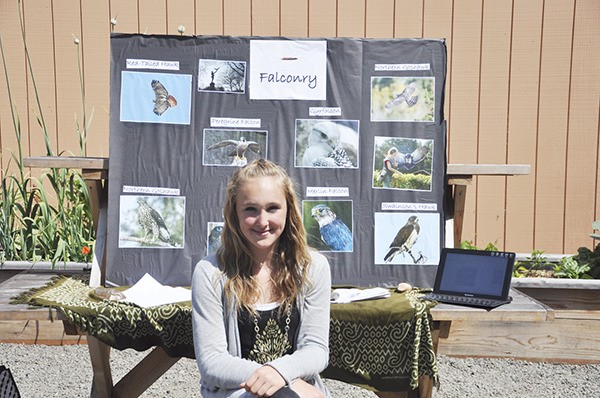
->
left=371, top=77, right=435, bottom=122
left=304, top=201, right=353, bottom=252
left=198, top=59, right=246, bottom=93
left=119, top=71, right=192, bottom=124
left=295, top=120, right=359, bottom=168
left=373, top=136, right=434, bottom=191
left=118, top=195, right=185, bottom=248
left=151, top=79, right=178, bottom=116
left=374, top=212, right=440, bottom=265
left=207, top=222, right=224, bottom=255
left=204, top=129, right=267, bottom=167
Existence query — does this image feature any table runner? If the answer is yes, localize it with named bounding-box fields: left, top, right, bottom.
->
left=15, top=276, right=438, bottom=391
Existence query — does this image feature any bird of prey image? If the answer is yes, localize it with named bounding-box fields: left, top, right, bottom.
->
left=207, top=224, right=223, bottom=254
left=384, top=82, right=419, bottom=111
left=302, top=122, right=355, bottom=168
left=207, top=136, right=261, bottom=166
left=397, top=145, right=430, bottom=170
left=384, top=215, right=420, bottom=263
left=151, top=80, right=178, bottom=116
left=311, top=204, right=353, bottom=251
left=136, top=197, right=173, bottom=245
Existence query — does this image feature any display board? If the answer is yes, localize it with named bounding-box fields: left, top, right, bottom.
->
left=106, top=34, right=447, bottom=288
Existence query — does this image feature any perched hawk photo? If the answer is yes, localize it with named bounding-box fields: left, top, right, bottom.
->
left=137, top=197, right=173, bottom=245
left=384, top=215, right=420, bottom=263
left=151, top=79, right=178, bottom=116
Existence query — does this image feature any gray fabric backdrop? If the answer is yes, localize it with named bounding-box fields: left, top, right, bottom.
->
left=106, top=34, right=447, bottom=288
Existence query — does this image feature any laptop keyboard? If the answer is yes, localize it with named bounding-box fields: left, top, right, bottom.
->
left=422, top=293, right=511, bottom=308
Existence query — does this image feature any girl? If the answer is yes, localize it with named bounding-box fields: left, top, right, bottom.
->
left=192, top=159, right=331, bottom=398
left=380, top=147, right=400, bottom=188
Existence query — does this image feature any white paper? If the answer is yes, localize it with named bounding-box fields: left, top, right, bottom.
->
left=330, top=287, right=390, bottom=304
left=122, top=273, right=191, bottom=308
left=249, top=40, right=327, bottom=100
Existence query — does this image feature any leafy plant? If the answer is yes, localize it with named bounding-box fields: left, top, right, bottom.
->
left=513, top=250, right=554, bottom=278
left=573, top=243, right=600, bottom=279
left=553, top=256, right=590, bottom=279
left=0, top=3, right=94, bottom=267
left=459, top=240, right=498, bottom=251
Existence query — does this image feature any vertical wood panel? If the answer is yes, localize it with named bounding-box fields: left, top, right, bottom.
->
left=109, top=0, right=140, bottom=34
left=337, top=0, right=365, bottom=38
left=446, top=0, right=483, bottom=245
left=394, top=0, right=423, bottom=38
left=196, top=0, right=224, bottom=35
left=475, top=0, right=513, bottom=248
left=280, top=0, right=308, bottom=37
left=563, top=0, right=600, bottom=253
left=251, top=0, right=280, bottom=36
left=223, top=0, right=251, bottom=35
left=0, top=0, right=28, bottom=172
left=139, top=0, right=167, bottom=34
left=505, top=0, right=543, bottom=252
left=52, top=0, right=83, bottom=157
left=167, top=0, right=195, bottom=35
left=81, top=1, right=111, bottom=157
left=534, top=0, right=575, bottom=252
left=365, top=0, right=395, bottom=38
left=308, top=0, right=336, bottom=37
left=423, top=0, right=453, bottom=142
left=23, top=0, right=57, bottom=157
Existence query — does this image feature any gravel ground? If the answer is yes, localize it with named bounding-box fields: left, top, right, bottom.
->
left=1, top=343, right=599, bottom=397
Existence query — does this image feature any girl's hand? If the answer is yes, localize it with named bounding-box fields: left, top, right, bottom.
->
left=240, top=365, right=286, bottom=397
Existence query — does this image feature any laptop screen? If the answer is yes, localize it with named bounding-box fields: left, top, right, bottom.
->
left=435, top=248, right=515, bottom=299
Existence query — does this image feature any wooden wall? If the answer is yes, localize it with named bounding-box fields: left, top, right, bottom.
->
left=1, top=0, right=598, bottom=255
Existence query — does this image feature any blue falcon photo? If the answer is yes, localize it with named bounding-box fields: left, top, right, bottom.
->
left=310, top=204, right=353, bottom=252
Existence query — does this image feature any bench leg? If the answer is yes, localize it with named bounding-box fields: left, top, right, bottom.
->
left=88, top=335, right=113, bottom=398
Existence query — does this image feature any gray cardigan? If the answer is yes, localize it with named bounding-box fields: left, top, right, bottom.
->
left=192, top=251, right=331, bottom=398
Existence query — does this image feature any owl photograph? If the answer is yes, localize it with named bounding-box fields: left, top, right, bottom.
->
left=371, top=77, right=435, bottom=122
left=206, top=222, right=224, bottom=255
left=120, top=71, right=192, bottom=124
left=118, top=195, right=185, bottom=248
left=303, top=200, right=353, bottom=252
left=374, top=212, right=440, bottom=265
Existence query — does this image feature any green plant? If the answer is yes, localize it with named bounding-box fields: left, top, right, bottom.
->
left=513, top=250, right=554, bottom=278
left=573, top=243, right=600, bottom=279
left=0, top=2, right=94, bottom=266
left=459, top=240, right=499, bottom=251
left=553, top=256, right=591, bottom=279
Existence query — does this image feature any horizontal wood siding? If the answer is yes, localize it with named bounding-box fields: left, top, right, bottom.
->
left=1, top=0, right=598, bottom=254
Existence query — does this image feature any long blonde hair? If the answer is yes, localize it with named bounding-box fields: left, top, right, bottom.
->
left=217, top=159, right=312, bottom=313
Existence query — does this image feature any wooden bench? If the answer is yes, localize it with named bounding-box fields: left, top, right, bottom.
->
left=1, top=156, right=532, bottom=398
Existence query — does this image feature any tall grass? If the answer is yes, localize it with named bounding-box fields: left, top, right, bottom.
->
left=0, top=1, right=95, bottom=266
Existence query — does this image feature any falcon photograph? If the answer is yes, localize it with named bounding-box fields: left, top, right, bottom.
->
left=374, top=212, right=440, bottom=265
left=198, top=59, right=246, bottom=93
left=118, top=195, right=185, bottom=248
left=120, top=71, right=192, bottom=125
left=303, top=200, right=353, bottom=252
left=203, top=129, right=267, bottom=167
left=295, top=119, right=359, bottom=168
left=371, top=77, right=434, bottom=122
left=206, top=222, right=224, bottom=255
left=373, top=136, right=434, bottom=191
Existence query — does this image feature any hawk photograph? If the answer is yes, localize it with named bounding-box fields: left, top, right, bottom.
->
left=303, top=200, right=353, bottom=252
left=371, top=77, right=435, bottom=122
left=295, top=119, right=359, bottom=168
left=374, top=212, right=440, bottom=265
left=372, top=136, right=434, bottom=191
left=119, top=195, right=185, bottom=248
left=206, top=222, right=224, bottom=255
left=203, top=128, right=267, bottom=167
left=119, top=71, right=192, bottom=125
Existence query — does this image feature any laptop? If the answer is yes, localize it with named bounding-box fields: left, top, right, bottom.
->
left=422, top=248, right=516, bottom=309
